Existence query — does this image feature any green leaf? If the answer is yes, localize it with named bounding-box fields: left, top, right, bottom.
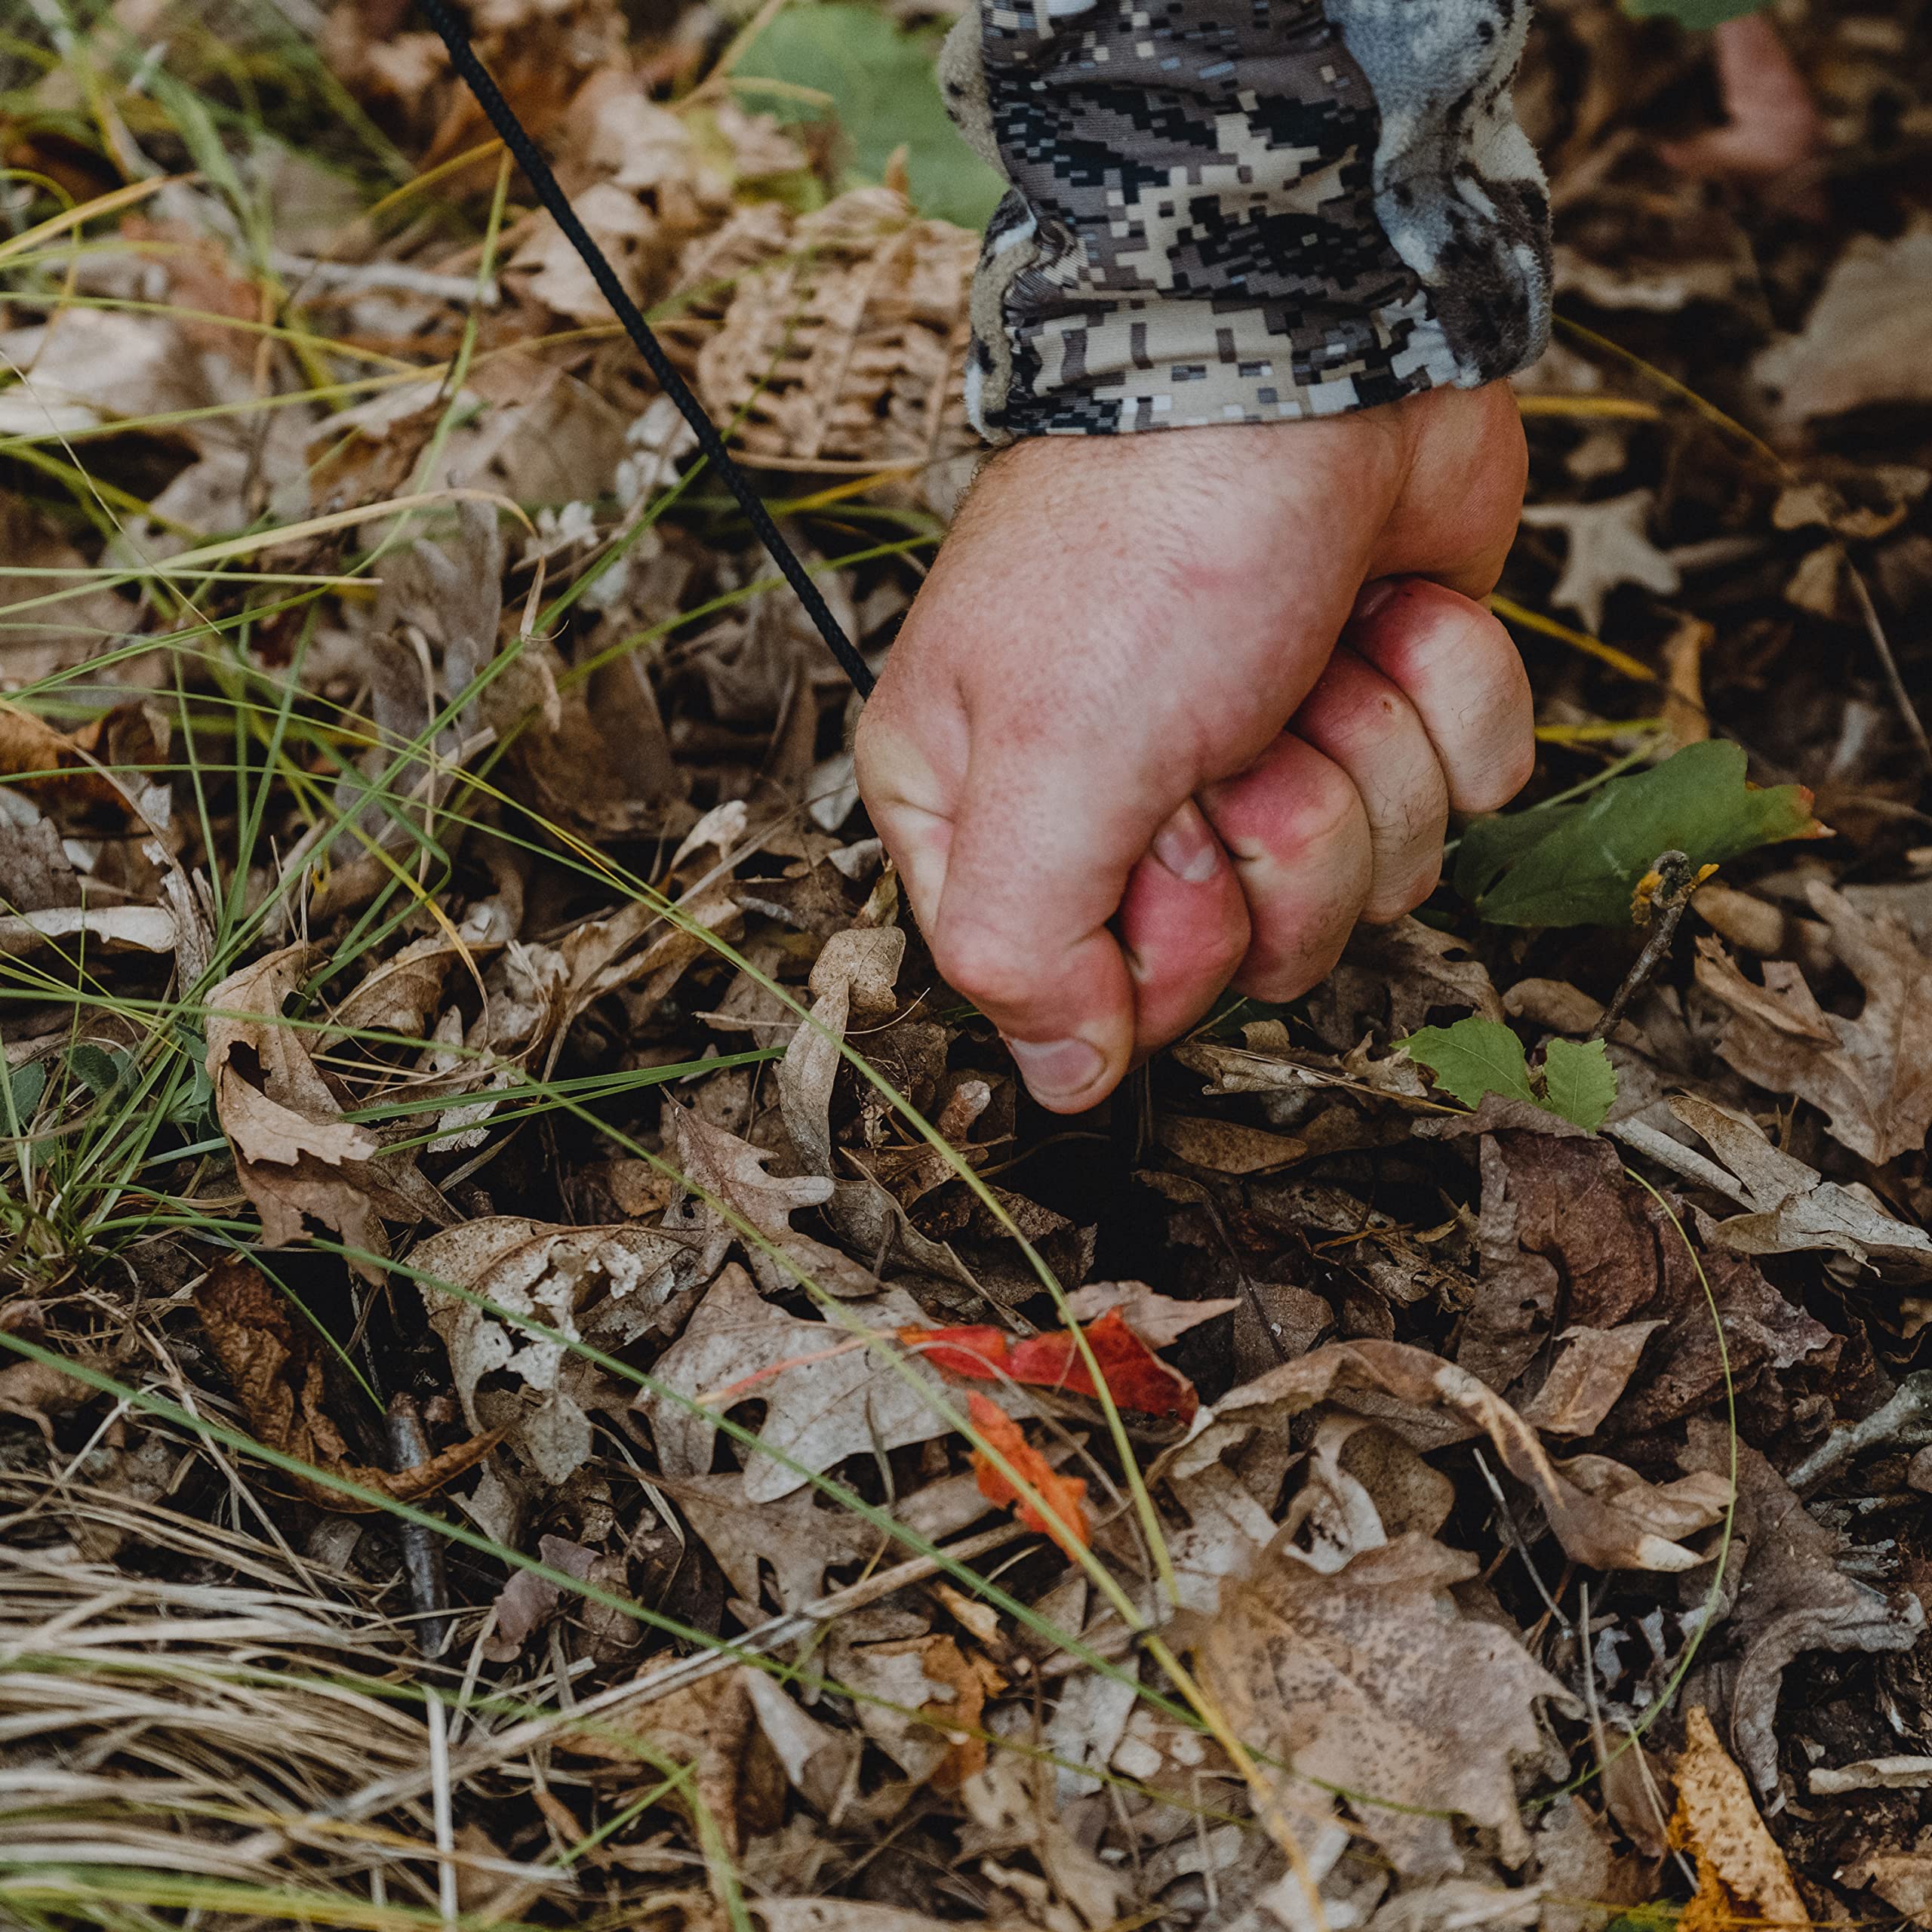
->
left=734, top=4, right=1007, bottom=229
left=1623, top=0, right=1771, bottom=29
left=6, top=1060, right=47, bottom=1129
left=1403, top=1019, right=1539, bottom=1112
left=1541, top=1037, right=1619, bottom=1132
left=1455, top=740, right=1821, bottom=928
left=68, top=1043, right=122, bottom=1100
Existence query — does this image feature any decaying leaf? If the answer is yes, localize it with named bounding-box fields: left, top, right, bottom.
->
left=1516, top=490, right=1682, bottom=632
left=1669, top=1706, right=1807, bottom=1927
left=0, top=1355, right=94, bottom=1440
left=1671, top=1092, right=1932, bottom=1278
left=1217, top=1339, right=1727, bottom=1571
left=1198, top=1531, right=1571, bottom=1876
left=414, top=1217, right=703, bottom=1485
left=1519, top=1321, right=1666, bottom=1436
left=638, top=1263, right=957, bottom=1502
left=1697, top=883, right=1932, bottom=1164
left=195, top=1258, right=498, bottom=1510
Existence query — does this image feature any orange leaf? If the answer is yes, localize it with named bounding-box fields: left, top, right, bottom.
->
left=967, top=1394, right=1089, bottom=1556
left=905, top=1309, right=1198, bottom=1423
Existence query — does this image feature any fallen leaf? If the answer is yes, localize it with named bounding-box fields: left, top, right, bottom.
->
left=1060, top=1281, right=1238, bottom=1349
left=967, top=1394, right=1088, bottom=1557
left=779, top=924, right=906, bottom=1176
left=0, top=1356, right=94, bottom=1439
left=1218, top=1339, right=1727, bottom=1571
left=414, top=1217, right=703, bottom=1485
left=903, top=1306, right=1198, bottom=1423
left=0, top=905, right=178, bottom=958
left=638, top=1263, right=955, bottom=1503
left=481, top=1534, right=604, bottom=1662
left=1198, top=1531, right=1571, bottom=1876
left=1669, top=1706, right=1806, bottom=1928
left=1154, top=1114, right=1307, bottom=1174
left=1517, top=491, right=1681, bottom=633
left=1679, top=1420, right=1924, bottom=1794
left=1671, top=1092, right=1932, bottom=1278
left=1658, top=13, right=1825, bottom=186
left=1698, top=883, right=1932, bottom=1164
left=1520, top=1322, right=1666, bottom=1436
left=660, top=1470, right=887, bottom=1611
left=194, top=1258, right=498, bottom=1511
left=661, top=1098, right=876, bottom=1298
left=1755, top=223, right=1932, bottom=421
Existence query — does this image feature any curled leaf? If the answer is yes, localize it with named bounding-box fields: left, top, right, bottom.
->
left=966, top=1394, right=1089, bottom=1556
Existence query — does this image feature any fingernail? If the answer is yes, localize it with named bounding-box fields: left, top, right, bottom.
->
left=1006, top=1035, right=1106, bottom=1103
left=1353, top=579, right=1401, bottom=624
left=1152, top=804, right=1221, bottom=884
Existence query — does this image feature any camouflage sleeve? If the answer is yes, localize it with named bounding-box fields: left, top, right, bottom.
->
left=939, top=0, right=1551, bottom=440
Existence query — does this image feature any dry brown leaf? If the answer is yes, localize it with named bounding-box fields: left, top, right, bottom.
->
left=0, top=1356, right=94, bottom=1439
left=1696, top=883, right=1932, bottom=1164
left=658, top=1471, right=885, bottom=1612
left=561, top=1666, right=785, bottom=1859
left=779, top=924, right=906, bottom=1176
left=638, top=1263, right=958, bottom=1503
left=1218, top=1339, right=1726, bottom=1571
left=1755, top=223, right=1932, bottom=421
left=1198, top=1531, right=1571, bottom=1877
left=414, top=1217, right=703, bottom=1486
left=0, top=701, right=145, bottom=829
left=1520, top=1322, right=1665, bottom=1436
left=1517, top=491, right=1681, bottom=633
left=1672, top=1093, right=1932, bottom=1278
left=1154, top=1115, right=1307, bottom=1174
left=321, top=936, right=467, bottom=1051
left=194, top=1258, right=499, bottom=1511
left=1669, top=1706, right=1806, bottom=1928
left=0, top=905, right=177, bottom=958
left=661, top=1099, right=876, bottom=1298
left=205, top=943, right=399, bottom=1266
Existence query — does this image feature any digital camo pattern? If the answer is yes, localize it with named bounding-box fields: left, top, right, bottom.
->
left=940, top=0, right=1549, bottom=439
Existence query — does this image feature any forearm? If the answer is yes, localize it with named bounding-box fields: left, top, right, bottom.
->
left=942, top=0, right=1550, bottom=440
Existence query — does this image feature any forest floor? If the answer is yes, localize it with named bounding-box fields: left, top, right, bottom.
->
left=3, top=0, right=1932, bottom=1927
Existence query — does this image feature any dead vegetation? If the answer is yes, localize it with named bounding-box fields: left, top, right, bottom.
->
left=3, top=0, right=1932, bottom=1927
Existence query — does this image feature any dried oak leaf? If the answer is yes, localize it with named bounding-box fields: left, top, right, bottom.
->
left=657, top=1470, right=885, bottom=1612
left=205, top=944, right=398, bottom=1267
left=1197, top=1531, right=1571, bottom=1877
left=194, top=1258, right=498, bottom=1511
left=1697, top=884, right=1932, bottom=1164
left=1519, top=1321, right=1666, bottom=1437
left=1517, top=490, right=1681, bottom=633
left=661, top=1098, right=875, bottom=1299
left=1218, top=1339, right=1724, bottom=1571
left=1669, top=1706, right=1806, bottom=1928
left=1672, top=1093, right=1932, bottom=1280
left=1681, top=1419, right=1923, bottom=1795
left=414, top=1216, right=703, bottom=1486
left=638, top=1263, right=957, bottom=1503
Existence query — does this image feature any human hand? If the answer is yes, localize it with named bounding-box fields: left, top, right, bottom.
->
left=854, top=382, right=1535, bottom=1114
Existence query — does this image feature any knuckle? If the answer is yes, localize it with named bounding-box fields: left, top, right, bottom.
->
left=931, top=921, right=1035, bottom=1015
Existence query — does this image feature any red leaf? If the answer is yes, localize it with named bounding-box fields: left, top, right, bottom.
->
left=968, top=1395, right=1089, bottom=1555
left=903, top=1309, right=1198, bottom=1423
left=1006, top=1308, right=1198, bottom=1423
left=896, top=1324, right=1011, bottom=1380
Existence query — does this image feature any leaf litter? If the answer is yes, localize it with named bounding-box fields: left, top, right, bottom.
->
left=3, top=2, right=1932, bottom=1930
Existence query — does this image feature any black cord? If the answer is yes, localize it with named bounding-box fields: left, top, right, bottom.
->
left=414, top=0, right=876, bottom=699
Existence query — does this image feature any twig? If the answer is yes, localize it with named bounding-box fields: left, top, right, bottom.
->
left=1472, top=1446, right=1571, bottom=1637
left=1606, top=1118, right=1753, bottom=1207
left=1786, top=1371, right=1932, bottom=1493
left=386, top=1394, right=454, bottom=1657
left=1844, top=558, right=1932, bottom=775
left=1591, top=851, right=1705, bottom=1043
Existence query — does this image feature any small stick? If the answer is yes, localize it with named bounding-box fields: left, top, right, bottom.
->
left=1592, top=851, right=1707, bottom=1044
left=1786, top=1371, right=1932, bottom=1493
left=387, top=1393, right=455, bottom=1657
